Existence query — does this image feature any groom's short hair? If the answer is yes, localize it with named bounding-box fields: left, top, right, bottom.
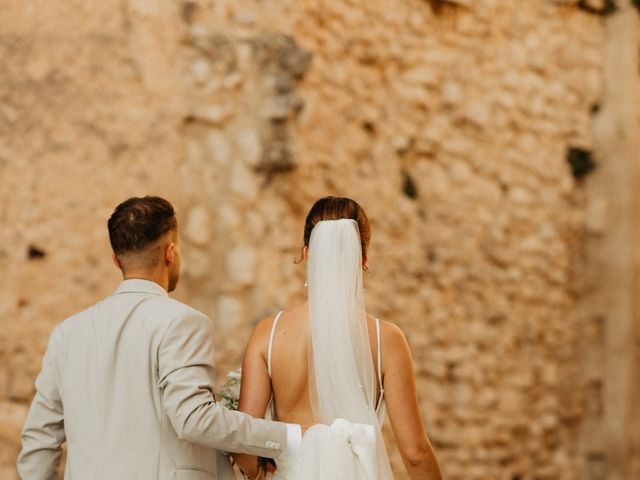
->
left=108, top=196, right=177, bottom=256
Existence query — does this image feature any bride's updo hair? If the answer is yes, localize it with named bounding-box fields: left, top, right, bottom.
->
left=302, top=196, right=371, bottom=259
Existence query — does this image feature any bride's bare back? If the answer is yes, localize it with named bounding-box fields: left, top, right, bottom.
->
left=237, top=301, right=443, bottom=480
left=262, top=303, right=381, bottom=429
left=265, top=305, right=315, bottom=428
left=264, top=307, right=317, bottom=427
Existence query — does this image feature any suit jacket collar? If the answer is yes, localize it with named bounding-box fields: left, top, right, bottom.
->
left=114, top=278, right=169, bottom=297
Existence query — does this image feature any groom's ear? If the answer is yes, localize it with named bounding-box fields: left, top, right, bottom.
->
left=165, top=242, right=175, bottom=265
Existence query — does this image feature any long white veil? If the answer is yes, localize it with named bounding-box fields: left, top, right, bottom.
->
left=301, top=218, right=393, bottom=479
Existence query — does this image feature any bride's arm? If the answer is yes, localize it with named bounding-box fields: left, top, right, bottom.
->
left=382, top=322, right=443, bottom=480
left=234, top=317, right=274, bottom=478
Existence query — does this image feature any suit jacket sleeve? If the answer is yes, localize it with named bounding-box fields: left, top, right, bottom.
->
left=158, top=310, right=288, bottom=458
left=17, top=326, right=66, bottom=480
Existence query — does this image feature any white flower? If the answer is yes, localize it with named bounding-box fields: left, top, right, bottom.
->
left=217, top=369, right=243, bottom=410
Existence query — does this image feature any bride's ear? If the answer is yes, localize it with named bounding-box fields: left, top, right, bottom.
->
left=362, top=254, right=368, bottom=272
left=303, top=246, right=308, bottom=261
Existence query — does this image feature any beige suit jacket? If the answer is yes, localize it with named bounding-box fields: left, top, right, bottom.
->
left=17, top=279, right=288, bottom=480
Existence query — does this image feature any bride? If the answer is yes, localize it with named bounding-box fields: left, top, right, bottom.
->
left=233, top=196, right=442, bottom=479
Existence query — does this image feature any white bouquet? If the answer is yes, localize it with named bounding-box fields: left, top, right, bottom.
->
left=217, top=369, right=242, bottom=410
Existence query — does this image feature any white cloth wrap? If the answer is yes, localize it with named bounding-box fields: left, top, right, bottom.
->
left=284, top=419, right=378, bottom=480
left=330, top=418, right=378, bottom=479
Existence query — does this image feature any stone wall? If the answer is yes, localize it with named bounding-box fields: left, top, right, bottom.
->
left=0, top=0, right=608, bottom=478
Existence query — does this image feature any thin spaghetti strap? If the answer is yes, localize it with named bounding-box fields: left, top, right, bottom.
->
left=267, top=311, right=284, bottom=377
left=376, top=318, right=384, bottom=397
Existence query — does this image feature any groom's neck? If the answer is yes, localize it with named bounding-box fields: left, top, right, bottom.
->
left=121, top=269, right=169, bottom=292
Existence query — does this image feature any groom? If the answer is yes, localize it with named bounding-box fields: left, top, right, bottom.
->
left=17, top=196, right=300, bottom=479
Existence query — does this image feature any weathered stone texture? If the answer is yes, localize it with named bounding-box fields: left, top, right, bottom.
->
left=0, top=0, right=605, bottom=479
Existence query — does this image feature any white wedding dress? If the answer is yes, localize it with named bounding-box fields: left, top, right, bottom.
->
left=265, top=219, right=394, bottom=480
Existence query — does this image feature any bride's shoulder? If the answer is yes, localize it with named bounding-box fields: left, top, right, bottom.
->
left=249, top=313, right=280, bottom=340
left=375, top=318, right=410, bottom=348
left=245, top=309, right=303, bottom=360
left=375, top=319, right=414, bottom=374
left=369, top=315, right=404, bottom=336
left=242, top=313, right=279, bottom=359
